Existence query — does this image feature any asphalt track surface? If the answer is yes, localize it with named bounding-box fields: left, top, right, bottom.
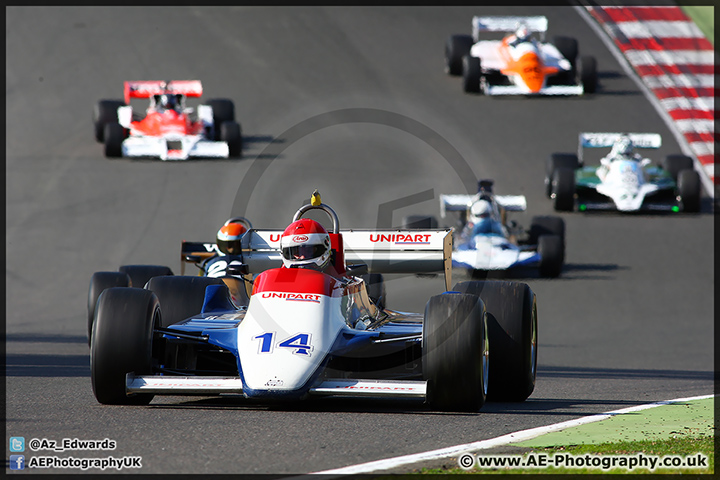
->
left=5, top=6, right=714, bottom=475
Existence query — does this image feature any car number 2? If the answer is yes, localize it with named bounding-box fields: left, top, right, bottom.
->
left=254, top=332, right=314, bottom=356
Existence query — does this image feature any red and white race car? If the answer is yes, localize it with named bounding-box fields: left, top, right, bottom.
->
left=445, top=16, right=597, bottom=95
left=93, top=80, right=242, bottom=160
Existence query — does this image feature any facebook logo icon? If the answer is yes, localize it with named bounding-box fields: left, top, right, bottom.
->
left=9, top=455, right=25, bottom=470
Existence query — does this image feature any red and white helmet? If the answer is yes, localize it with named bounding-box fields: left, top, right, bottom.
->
left=217, top=220, right=248, bottom=255
left=280, top=218, right=331, bottom=270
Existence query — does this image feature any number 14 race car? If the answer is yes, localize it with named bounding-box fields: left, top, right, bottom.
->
left=92, top=80, right=242, bottom=160
left=88, top=192, right=538, bottom=411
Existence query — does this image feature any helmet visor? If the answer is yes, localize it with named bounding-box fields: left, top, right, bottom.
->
left=282, top=244, right=327, bottom=261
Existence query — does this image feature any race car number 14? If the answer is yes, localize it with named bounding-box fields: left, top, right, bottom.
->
left=254, top=332, right=314, bottom=356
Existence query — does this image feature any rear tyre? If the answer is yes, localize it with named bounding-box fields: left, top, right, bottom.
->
left=678, top=169, right=701, bottom=213
left=401, top=215, right=438, bottom=229
left=145, top=276, right=225, bottom=327
left=538, top=235, right=563, bottom=278
left=663, top=154, right=694, bottom=183
left=578, top=55, right=598, bottom=93
left=221, top=121, right=242, bottom=158
left=462, top=55, right=481, bottom=93
left=87, top=271, right=130, bottom=345
left=451, top=281, right=537, bottom=401
left=90, top=288, right=159, bottom=405
left=207, top=99, right=235, bottom=141
left=528, top=215, right=566, bottom=261
left=103, top=122, right=125, bottom=158
left=423, top=293, right=488, bottom=411
left=93, top=100, right=125, bottom=142
left=361, top=273, right=387, bottom=311
left=118, top=265, right=174, bottom=289
left=551, top=36, right=578, bottom=84
left=545, top=153, right=579, bottom=197
left=445, top=34, right=473, bottom=76
left=552, top=167, right=576, bottom=212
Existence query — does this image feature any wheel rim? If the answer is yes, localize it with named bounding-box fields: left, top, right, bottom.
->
left=482, top=312, right=490, bottom=396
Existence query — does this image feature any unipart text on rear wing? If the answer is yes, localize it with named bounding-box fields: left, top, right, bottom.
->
left=241, top=229, right=454, bottom=291
left=124, top=80, right=203, bottom=103
left=578, top=132, right=662, bottom=163
left=472, top=15, right=548, bottom=42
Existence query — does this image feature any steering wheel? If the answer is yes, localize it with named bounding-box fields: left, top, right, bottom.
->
left=292, top=203, right=339, bottom=234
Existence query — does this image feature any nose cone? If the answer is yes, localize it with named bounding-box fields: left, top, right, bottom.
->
left=517, top=52, right=544, bottom=92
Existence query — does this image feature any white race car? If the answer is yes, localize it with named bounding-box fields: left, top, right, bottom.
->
left=88, top=192, right=538, bottom=411
left=93, top=80, right=242, bottom=160
left=546, top=133, right=702, bottom=213
left=436, top=180, right=565, bottom=278
left=445, top=15, right=597, bottom=95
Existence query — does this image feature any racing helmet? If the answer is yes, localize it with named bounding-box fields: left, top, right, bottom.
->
left=470, top=199, right=493, bottom=219
left=514, top=23, right=531, bottom=42
left=217, top=221, right=247, bottom=255
left=280, top=218, right=332, bottom=270
left=611, top=135, right=634, bottom=158
left=158, top=94, right=178, bottom=111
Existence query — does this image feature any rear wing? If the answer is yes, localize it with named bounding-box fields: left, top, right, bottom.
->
left=578, top=132, right=662, bottom=163
left=472, top=15, right=548, bottom=42
left=180, top=241, right=220, bottom=275
left=124, top=80, right=203, bottom=104
left=241, top=229, right=454, bottom=291
left=440, top=194, right=527, bottom=217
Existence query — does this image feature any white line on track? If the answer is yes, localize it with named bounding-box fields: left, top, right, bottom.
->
left=304, top=394, right=714, bottom=476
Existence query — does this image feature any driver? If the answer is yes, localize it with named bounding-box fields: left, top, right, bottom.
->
left=598, top=135, right=643, bottom=180
left=203, top=218, right=249, bottom=278
left=280, top=218, right=332, bottom=271
left=508, top=22, right=532, bottom=47
left=469, top=199, right=505, bottom=237
left=156, top=93, right=180, bottom=112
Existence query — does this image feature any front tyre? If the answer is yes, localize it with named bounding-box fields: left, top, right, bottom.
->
left=103, top=123, right=126, bottom=158
left=552, top=167, right=576, bottom=212
left=93, top=100, right=125, bottom=142
left=423, top=293, right=488, bottom=412
left=462, top=55, right=481, bottom=93
left=538, top=235, right=563, bottom=278
left=221, top=121, right=243, bottom=158
left=678, top=169, right=701, bottom=213
left=578, top=55, right=598, bottom=94
left=90, top=288, right=159, bottom=405
left=452, top=281, right=537, bottom=401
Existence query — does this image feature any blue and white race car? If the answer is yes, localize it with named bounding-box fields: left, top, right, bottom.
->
left=440, top=180, right=565, bottom=278
left=88, top=192, right=538, bottom=411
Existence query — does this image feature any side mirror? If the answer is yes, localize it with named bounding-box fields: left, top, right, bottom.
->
left=185, top=255, right=202, bottom=263
left=227, top=262, right=249, bottom=276
left=346, top=263, right=368, bottom=276
left=640, top=158, right=651, bottom=167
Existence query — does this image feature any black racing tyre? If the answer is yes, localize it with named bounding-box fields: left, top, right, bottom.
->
left=445, top=34, right=473, bottom=76
left=451, top=281, right=537, bottom=401
left=118, top=265, right=174, bottom=289
left=552, top=167, right=576, bottom=212
left=545, top=153, right=580, bottom=197
left=551, top=36, right=578, bottom=84
left=538, top=235, right=564, bottom=278
left=401, top=215, right=438, bottom=229
left=87, top=271, right=131, bottom=345
left=422, top=293, right=488, bottom=412
left=552, top=36, right=578, bottom=67
left=462, top=55, right=481, bottom=93
left=678, top=169, right=701, bottom=213
left=578, top=55, right=598, bottom=94
left=528, top=215, right=566, bottom=262
left=221, top=121, right=243, bottom=158
left=663, top=154, right=694, bottom=183
left=93, top=99, right=125, bottom=142
left=361, top=273, right=387, bottom=311
left=145, top=275, right=226, bottom=328
left=90, top=287, right=159, bottom=405
left=103, top=122, right=126, bottom=158
left=207, top=99, right=235, bottom=141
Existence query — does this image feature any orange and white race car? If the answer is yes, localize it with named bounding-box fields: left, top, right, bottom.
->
left=93, top=80, right=242, bottom=160
left=445, top=16, right=597, bottom=96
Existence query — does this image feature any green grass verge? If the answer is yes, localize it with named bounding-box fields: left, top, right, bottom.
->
left=678, top=4, right=714, bottom=45
left=419, top=435, right=714, bottom=474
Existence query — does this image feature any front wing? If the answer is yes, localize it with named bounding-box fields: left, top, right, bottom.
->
left=122, top=135, right=229, bottom=160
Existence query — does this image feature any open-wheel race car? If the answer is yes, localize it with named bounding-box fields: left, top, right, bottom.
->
left=445, top=15, right=597, bottom=95
left=88, top=192, right=538, bottom=411
left=92, top=80, right=242, bottom=160
left=546, top=132, right=702, bottom=213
